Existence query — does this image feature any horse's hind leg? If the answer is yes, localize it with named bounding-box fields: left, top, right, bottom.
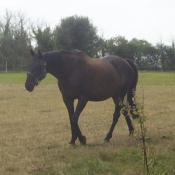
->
left=104, top=98, right=121, bottom=142
left=120, top=102, right=134, bottom=135
left=127, top=89, right=139, bottom=119
left=103, top=96, right=134, bottom=143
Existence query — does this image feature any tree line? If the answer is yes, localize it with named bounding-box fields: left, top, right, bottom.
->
left=0, top=11, right=175, bottom=71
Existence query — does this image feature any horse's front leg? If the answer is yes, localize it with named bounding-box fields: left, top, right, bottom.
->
left=63, top=96, right=87, bottom=145
left=71, top=96, right=88, bottom=145
left=62, top=97, right=76, bottom=144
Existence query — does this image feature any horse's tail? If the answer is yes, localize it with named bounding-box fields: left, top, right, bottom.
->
left=125, top=59, right=139, bottom=119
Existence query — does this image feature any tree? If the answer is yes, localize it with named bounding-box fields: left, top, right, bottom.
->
left=0, top=11, right=15, bottom=69
left=166, top=39, right=175, bottom=70
left=0, top=11, right=32, bottom=71
left=0, top=11, right=175, bottom=71
left=106, top=36, right=130, bottom=58
left=13, top=13, right=31, bottom=69
left=94, top=36, right=108, bottom=57
left=156, top=39, right=166, bottom=72
left=32, top=25, right=55, bottom=52
left=128, top=38, right=153, bottom=69
left=172, top=40, right=175, bottom=69
left=53, top=16, right=99, bottom=57
left=156, top=43, right=175, bottom=71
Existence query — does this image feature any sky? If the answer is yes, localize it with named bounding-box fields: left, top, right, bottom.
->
left=1, top=0, right=175, bottom=45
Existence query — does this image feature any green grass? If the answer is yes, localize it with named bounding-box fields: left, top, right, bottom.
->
left=138, top=71, right=175, bottom=86
left=1, top=71, right=175, bottom=86
left=0, top=71, right=175, bottom=174
left=0, top=72, right=57, bottom=85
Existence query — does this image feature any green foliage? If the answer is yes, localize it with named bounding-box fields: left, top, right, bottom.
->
left=53, top=16, right=99, bottom=57
left=106, top=36, right=131, bottom=58
left=0, top=11, right=175, bottom=70
left=0, top=11, right=31, bottom=70
left=32, top=26, right=55, bottom=52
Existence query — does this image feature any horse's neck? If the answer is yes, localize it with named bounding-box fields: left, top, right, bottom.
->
left=44, top=52, right=63, bottom=79
left=44, top=52, right=73, bottom=80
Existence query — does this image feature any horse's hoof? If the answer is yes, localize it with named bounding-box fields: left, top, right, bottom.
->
left=67, top=141, right=76, bottom=147
left=129, top=130, right=134, bottom=136
left=103, top=139, right=110, bottom=144
left=132, top=115, right=139, bottom=119
left=80, top=136, right=86, bottom=145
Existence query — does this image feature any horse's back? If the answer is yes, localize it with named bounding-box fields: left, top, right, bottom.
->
left=77, top=55, right=133, bottom=101
left=99, top=56, right=134, bottom=97
left=59, top=52, right=134, bottom=101
left=101, top=55, right=132, bottom=70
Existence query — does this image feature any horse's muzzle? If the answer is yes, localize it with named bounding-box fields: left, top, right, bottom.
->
left=25, top=82, right=34, bottom=92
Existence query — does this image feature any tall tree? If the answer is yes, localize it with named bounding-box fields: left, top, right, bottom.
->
left=0, top=11, right=15, bottom=69
left=54, top=16, right=99, bottom=57
left=13, top=13, right=31, bottom=69
left=0, top=11, right=32, bottom=71
left=32, top=25, right=55, bottom=52
left=156, top=40, right=165, bottom=72
left=106, top=36, right=130, bottom=58
left=129, top=38, right=153, bottom=69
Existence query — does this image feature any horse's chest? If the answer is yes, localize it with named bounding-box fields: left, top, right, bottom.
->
left=58, top=80, right=80, bottom=98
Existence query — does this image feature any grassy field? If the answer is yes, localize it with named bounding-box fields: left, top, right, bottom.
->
left=0, top=72, right=175, bottom=175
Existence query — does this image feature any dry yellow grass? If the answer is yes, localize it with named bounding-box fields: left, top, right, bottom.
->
left=0, top=78, right=175, bottom=174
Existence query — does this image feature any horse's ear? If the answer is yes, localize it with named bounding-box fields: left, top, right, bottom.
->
left=38, top=50, right=42, bottom=58
left=30, top=49, right=35, bottom=57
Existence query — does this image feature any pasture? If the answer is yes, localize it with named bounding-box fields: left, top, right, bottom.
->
left=0, top=72, right=175, bottom=175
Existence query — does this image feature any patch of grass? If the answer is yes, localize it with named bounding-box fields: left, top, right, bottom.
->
left=138, top=71, right=175, bottom=86
left=1, top=71, right=175, bottom=86
left=0, top=72, right=175, bottom=174
left=0, top=72, right=57, bottom=85
left=43, top=146, right=143, bottom=175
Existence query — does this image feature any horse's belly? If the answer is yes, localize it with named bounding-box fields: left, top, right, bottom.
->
left=82, top=75, right=120, bottom=101
left=85, top=86, right=117, bottom=101
left=88, top=93, right=113, bottom=101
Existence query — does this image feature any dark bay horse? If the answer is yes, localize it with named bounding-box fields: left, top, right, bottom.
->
left=25, top=49, right=138, bottom=145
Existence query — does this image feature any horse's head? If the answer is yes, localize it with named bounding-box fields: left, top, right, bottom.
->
left=25, top=49, right=46, bottom=92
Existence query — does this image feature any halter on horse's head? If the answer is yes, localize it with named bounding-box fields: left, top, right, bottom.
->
left=25, top=49, right=46, bottom=92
